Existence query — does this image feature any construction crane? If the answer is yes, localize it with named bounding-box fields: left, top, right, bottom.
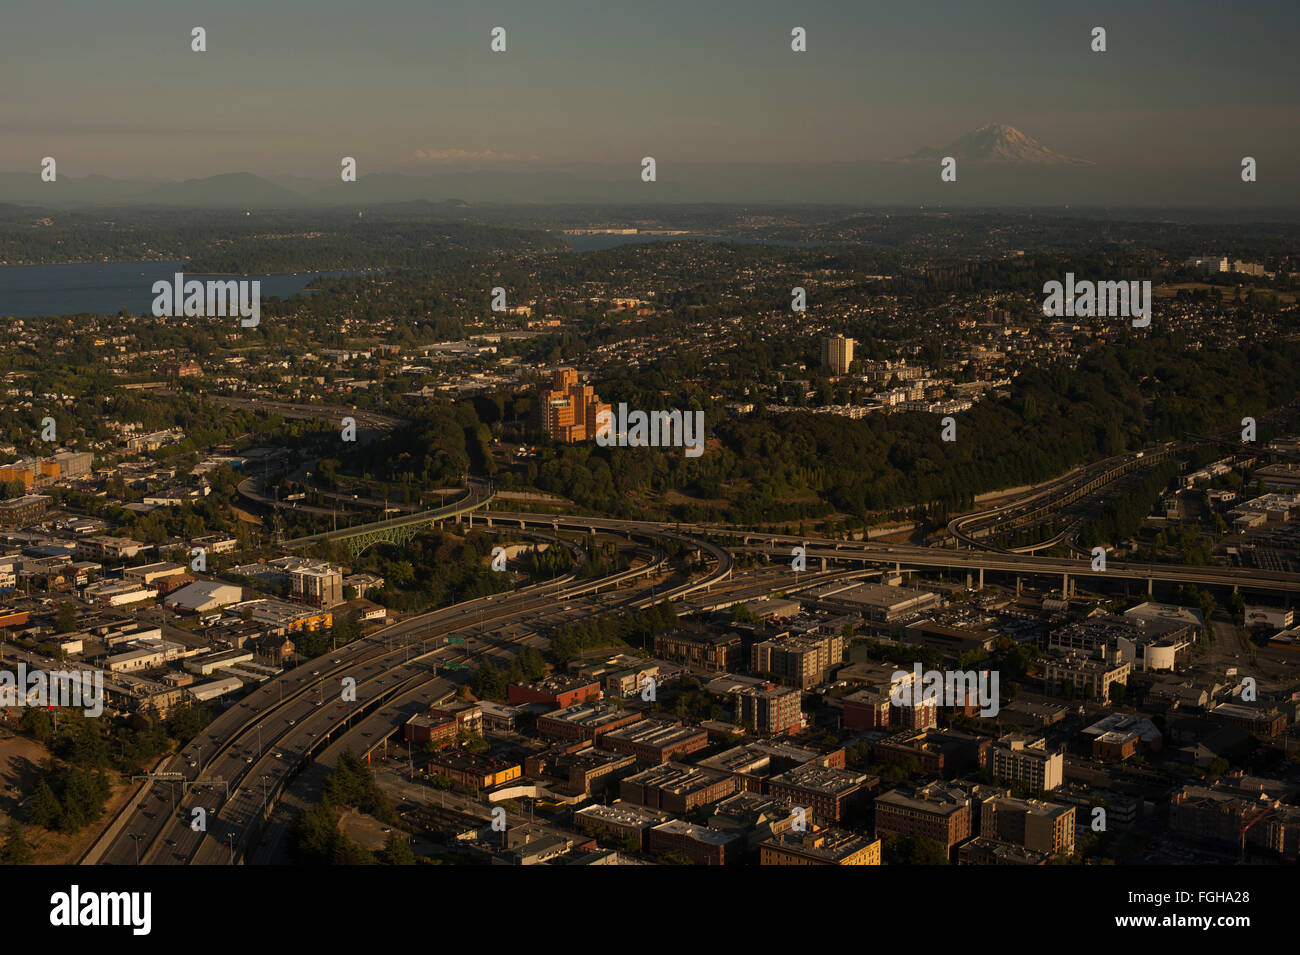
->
left=1238, top=801, right=1277, bottom=862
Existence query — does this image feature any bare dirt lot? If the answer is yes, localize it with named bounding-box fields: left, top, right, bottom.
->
left=0, top=732, right=46, bottom=817
left=0, top=729, right=138, bottom=863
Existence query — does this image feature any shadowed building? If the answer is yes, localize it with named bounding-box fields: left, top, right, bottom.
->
left=822, top=336, right=856, bottom=375
left=874, top=782, right=973, bottom=854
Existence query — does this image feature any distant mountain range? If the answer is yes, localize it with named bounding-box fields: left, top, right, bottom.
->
left=0, top=168, right=651, bottom=207
left=906, top=123, right=1091, bottom=165
left=0, top=171, right=300, bottom=206
left=3, top=134, right=1294, bottom=209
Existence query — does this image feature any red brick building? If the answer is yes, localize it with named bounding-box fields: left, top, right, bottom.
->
left=648, top=820, right=740, bottom=865
left=873, top=783, right=973, bottom=852
left=842, top=687, right=890, bottom=730
left=508, top=674, right=602, bottom=709
left=601, top=718, right=708, bottom=764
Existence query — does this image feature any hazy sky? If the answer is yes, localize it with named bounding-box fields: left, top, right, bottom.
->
left=2, top=0, right=1297, bottom=180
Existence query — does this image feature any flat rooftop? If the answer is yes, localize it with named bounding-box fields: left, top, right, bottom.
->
left=624, top=761, right=730, bottom=795
left=603, top=719, right=704, bottom=749
left=574, top=803, right=671, bottom=829
left=541, top=702, right=635, bottom=729
left=770, top=763, right=869, bottom=796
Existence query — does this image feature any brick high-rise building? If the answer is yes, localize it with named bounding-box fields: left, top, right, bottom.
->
left=735, top=683, right=803, bottom=736
left=873, top=783, right=972, bottom=851
left=533, top=368, right=609, bottom=443
left=768, top=764, right=873, bottom=826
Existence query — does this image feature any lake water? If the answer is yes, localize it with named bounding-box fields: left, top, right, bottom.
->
left=0, top=260, right=357, bottom=318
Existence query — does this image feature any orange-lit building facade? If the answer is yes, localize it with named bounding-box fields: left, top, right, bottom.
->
left=533, top=369, right=609, bottom=443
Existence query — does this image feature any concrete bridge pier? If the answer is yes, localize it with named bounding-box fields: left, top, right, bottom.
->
left=1148, top=577, right=1154, bottom=596
left=1062, top=572, right=1069, bottom=596
left=821, top=557, right=828, bottom=572
left=979, top=567, right=984, bottom=590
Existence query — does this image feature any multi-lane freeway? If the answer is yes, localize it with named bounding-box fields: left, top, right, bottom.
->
left=475, top=509, right=1300, bottom=597
left=96, top=519, right=728, bottom=865
left=948, top=442, right=1180, bottom=552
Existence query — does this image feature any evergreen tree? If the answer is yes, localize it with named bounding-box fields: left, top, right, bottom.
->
left=28, top=781, right=61, bottom=830
left=0, top=820, right=34, bottom=864
left=380, top=832, right=415, bottom=865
